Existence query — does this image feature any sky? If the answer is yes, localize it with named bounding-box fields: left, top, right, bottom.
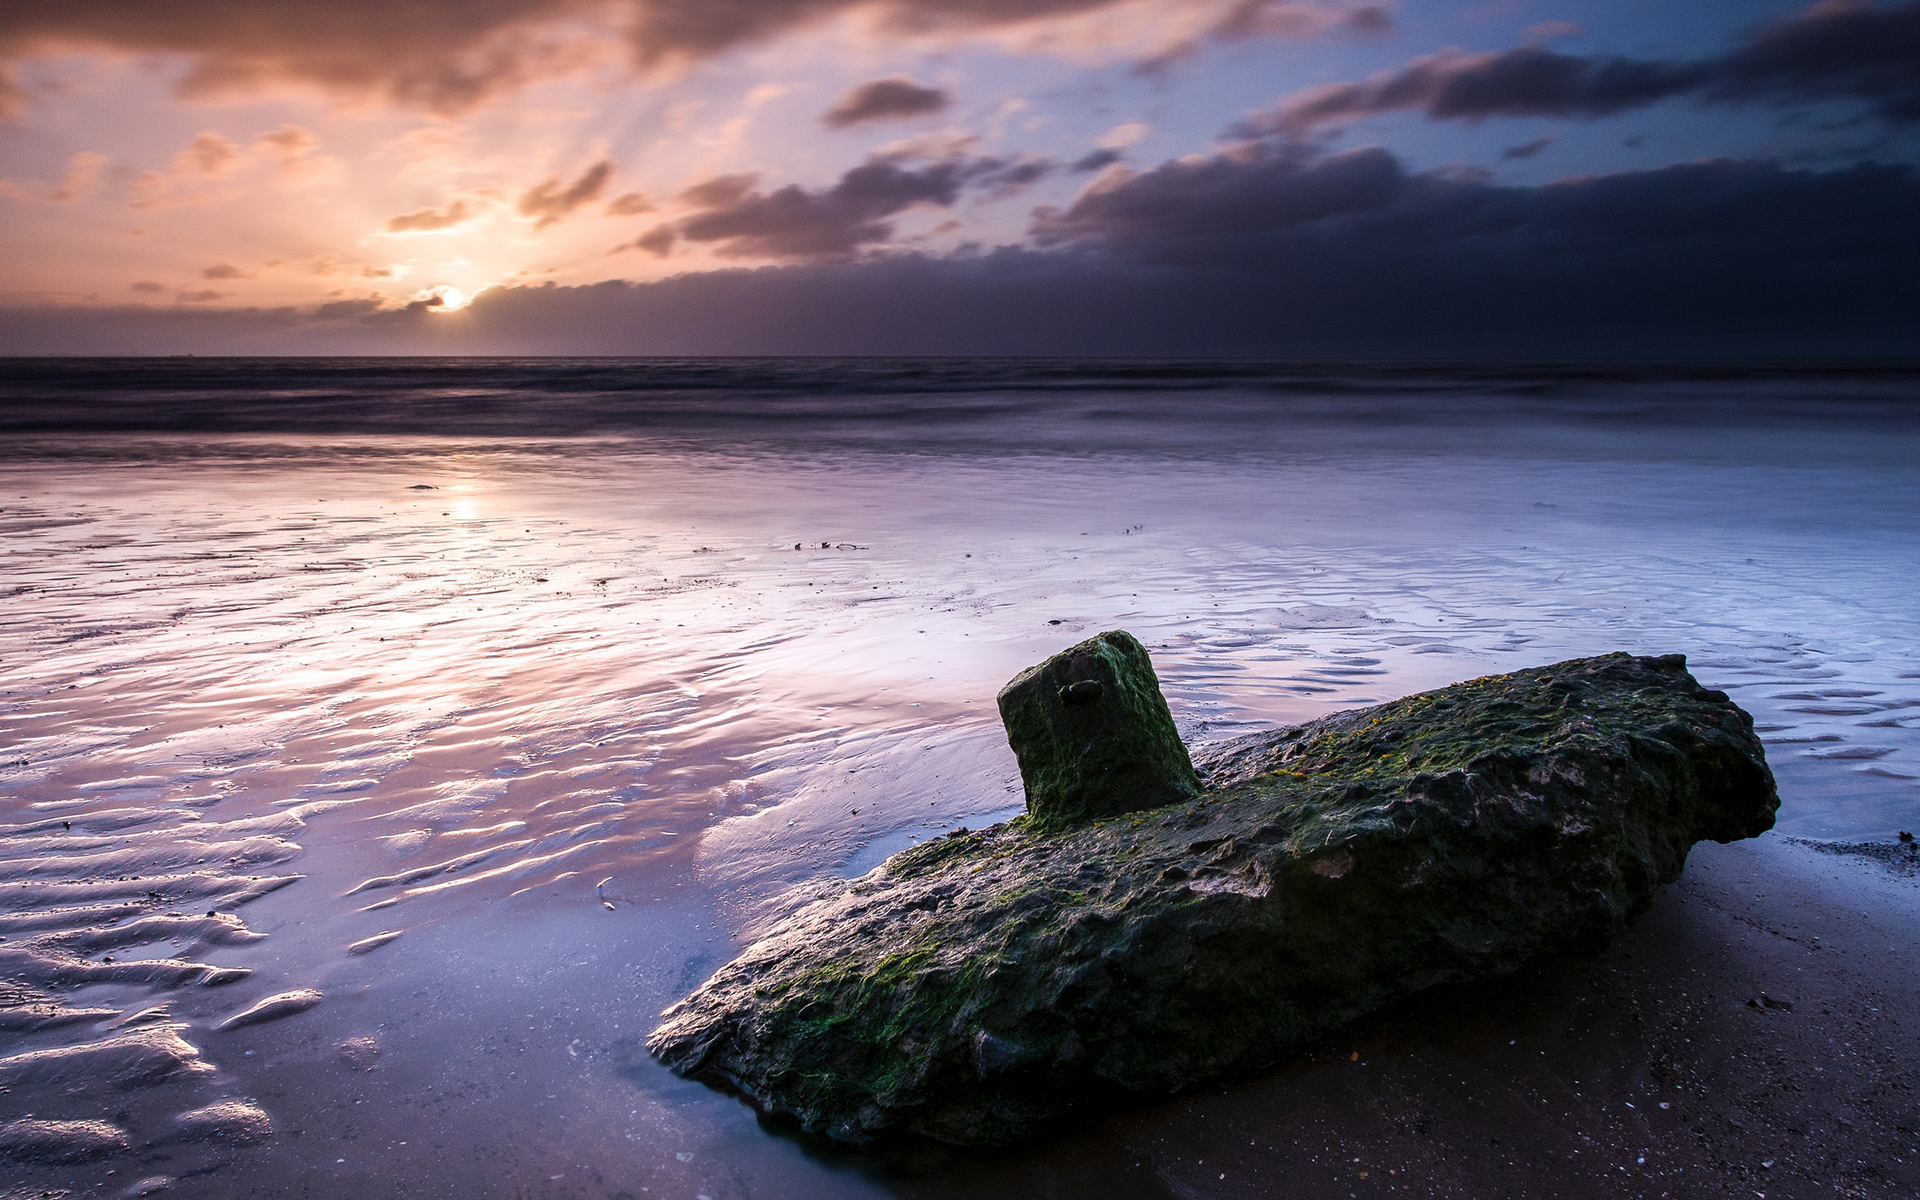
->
left=1, top=0, right=1917, bottom=354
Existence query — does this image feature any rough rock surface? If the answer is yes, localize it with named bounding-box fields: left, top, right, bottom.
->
left=649, top=651, right=1777, bottom=1146
left=997, top=630, right=1202, bottom=828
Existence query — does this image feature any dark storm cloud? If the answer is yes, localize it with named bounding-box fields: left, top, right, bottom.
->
left=1246, top=47, right=1706, bottom=134
left=517, top=159, right=614, bottom=229
left=430, top=150, right=1920, bottom=353
left=1244, top=0, right=1920, bottom=135
left=666, top=154, right=1020, bottom=258
left=823, top=78, right=950, bottom=127
left=0, top=0, right=1370, bottom=115
left=1031, top=143, right=1408, bottom=259
left=1027, top=141, right=1920, bottom=293
left=10, top=146, right=1916, bottom=356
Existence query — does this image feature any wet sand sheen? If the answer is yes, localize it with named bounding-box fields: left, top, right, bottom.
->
left=1, top=387, right=1917, bottom=1195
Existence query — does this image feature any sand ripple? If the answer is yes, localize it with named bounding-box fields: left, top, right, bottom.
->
left=1, top=417, right=1915, bottom=1191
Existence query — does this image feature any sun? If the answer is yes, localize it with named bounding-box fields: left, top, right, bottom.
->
left=414, top=283, right=498, bottom=313
left=412, top=284, right=468, bottom=311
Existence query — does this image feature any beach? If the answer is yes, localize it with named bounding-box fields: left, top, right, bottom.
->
left=1, top=358, right=1917, bottom=1197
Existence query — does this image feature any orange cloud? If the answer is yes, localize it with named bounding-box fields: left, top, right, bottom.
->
left=606, top=191, right=656, bottom=215
left=175, top=132, right=242, bottom=177
left=385, top=198, right=483, bottom=232
left=49, top=151, right=108, bottom=203
left=516, top=159, right=613, bottom=229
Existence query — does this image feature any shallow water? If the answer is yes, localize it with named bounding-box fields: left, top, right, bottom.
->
left=1, top=359, right=1917, bottom=1196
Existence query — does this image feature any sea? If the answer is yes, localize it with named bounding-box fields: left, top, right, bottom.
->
left=1, top=356, right=1916, bottom=1197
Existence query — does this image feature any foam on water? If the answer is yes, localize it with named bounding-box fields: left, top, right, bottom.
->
left=0, top=359, right=1916, bottom=1193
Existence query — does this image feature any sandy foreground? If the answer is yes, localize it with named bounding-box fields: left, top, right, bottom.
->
left=4, top=831, right=1912, bottom=1199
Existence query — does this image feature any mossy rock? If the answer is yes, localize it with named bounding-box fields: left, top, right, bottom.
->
left=996, top=629, right=1202, bottom=829
left=649, top=651, right=1777, bottom=1145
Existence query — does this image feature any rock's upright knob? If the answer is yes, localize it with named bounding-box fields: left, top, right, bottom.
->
left=996, top=630, right=1202, bottom=828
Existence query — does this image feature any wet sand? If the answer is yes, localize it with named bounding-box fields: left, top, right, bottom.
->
left=3, top=380, right=1918, bottom=1197
left=4, top=835, right=1912, bottom=1198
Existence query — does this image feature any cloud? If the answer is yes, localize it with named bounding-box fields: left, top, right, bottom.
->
left=384, top=198, right=483, bottom=232
left=1097, top=121, right=1152, bottom=147
left=679, top=174, right=759, bottom=208
left=1031, top=143, right=1408, bottom=260
left=1072, top=148, right=1124, bottom=171
left=673, top=156, right=978, bottom=257
left=0, top=0, right=608, bottom=116
left=202, top=262, right=248, bottom=278
left=11, top=145, right=1916, bottom=357
left=606, top=191, right=656, bottom=215
left=129, top=131, right=245, bottom=208
left=176, top=132, right=243, bottom=176
left=391, top=151, right=1920, bottom=353
left=129, top=280, right=165, bottom=293
left=1021, top=144, right=1920, bottom=358
left=1241, top=0, right=1920, bottom=135
left=255, top=124, right=337, bottom=184
left=257, top=124, right=320, bottom=162
left=1135, top=2, right=1390, bottom=72
left=49, top=151, right=108, bottom=203
left=517, top=159, right=614, bottom=229
left=824, top=78, right=951, bottom=127
left=0, top=0, right=1386, bottom=117
left=1502, top=135, right=1553, bottom=159
left=122, top=126, right=335, bottom=208
left=621, top=226, right=676, bottom=255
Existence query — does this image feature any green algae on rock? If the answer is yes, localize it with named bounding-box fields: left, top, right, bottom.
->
left=648, top=650, right=1777, bottom=1146
left=997, top=630, right=1202, bottom=829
